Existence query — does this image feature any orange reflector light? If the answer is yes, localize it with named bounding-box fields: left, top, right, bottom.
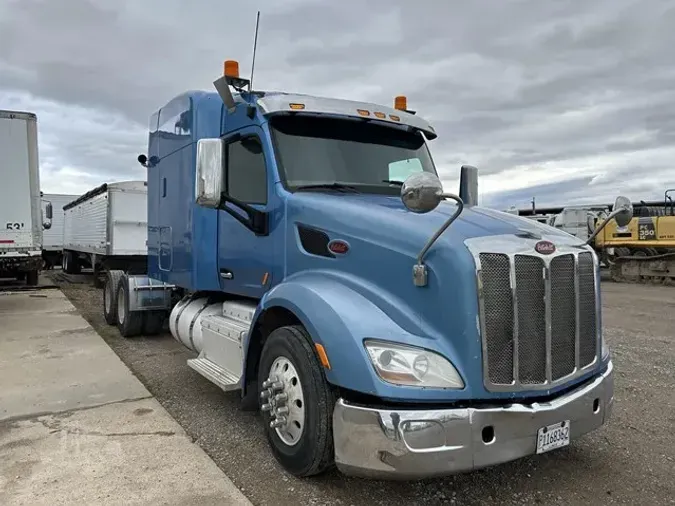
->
left=389, top=114, right=400, bottom=121
left=223, top=60, right=240, bottom=78
left=289, top=103, right=305, bottom=110
left=315, top=343, right=331, bottom=369
left=394, top=95, right=407, bottom=110
left=374, top=111, right=386, bottom=119
left=262, top=272, right=269, bottom=286
left=357, top=109, right=370, bottom=116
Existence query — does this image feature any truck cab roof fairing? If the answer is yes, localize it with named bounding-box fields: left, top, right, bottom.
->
left=255, top=94, right=438, bottom=140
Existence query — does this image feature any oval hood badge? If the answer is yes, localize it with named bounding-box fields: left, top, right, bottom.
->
left=328, top=239, right=350, bottom=255
left=535, top=240, right=556, bottom=255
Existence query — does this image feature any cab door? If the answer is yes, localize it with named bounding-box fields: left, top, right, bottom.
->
left=217, top=125, right=274, bottom=299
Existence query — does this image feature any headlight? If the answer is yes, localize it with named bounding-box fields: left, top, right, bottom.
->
left=364, top=340, right=464, bottom=389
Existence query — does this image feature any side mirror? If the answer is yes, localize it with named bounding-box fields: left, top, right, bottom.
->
left=401, top=172, right=465, bottom=287
left=584, top=195, right=633, bottom=245
left=613, top=195, right=633, bottom=227
left=401, top=172, right=444, bottom=213
left=46, top=202, right=53, bottom=220
left=195, top=138, right=224, bottom=208
left=458, top=165, right=478, bottom=207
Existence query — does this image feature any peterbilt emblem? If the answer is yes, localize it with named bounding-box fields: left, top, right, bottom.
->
left=328, top=239, right=350, bottom=255
left=535, top=240, right=556, bottom=255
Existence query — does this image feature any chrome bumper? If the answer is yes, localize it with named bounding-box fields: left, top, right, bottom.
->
left=332, top=361, right=614, bottom=480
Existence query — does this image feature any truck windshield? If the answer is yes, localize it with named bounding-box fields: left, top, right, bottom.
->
left=270, top=115, right=438, bottom=195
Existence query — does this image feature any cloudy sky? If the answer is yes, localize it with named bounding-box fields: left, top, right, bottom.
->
left=1, top=0, right=674, bottom=210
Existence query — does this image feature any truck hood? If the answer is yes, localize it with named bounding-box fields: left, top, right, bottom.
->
left=286, top=191, right=577, bottom=253
left=283, top=191, right=590, bottom=401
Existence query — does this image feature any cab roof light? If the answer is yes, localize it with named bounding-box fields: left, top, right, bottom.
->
left=224, top=59, right=240, bottom=78
left=221, top=59, right=250, bottom=92
left=394, top=95, right=417, bottom=115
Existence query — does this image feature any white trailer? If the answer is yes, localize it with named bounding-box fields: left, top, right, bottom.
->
left=41, top=193, right=78, bottom=269
left=62, top=181, right=147, bottom=285
left=0, top=110, right=52, bottom=285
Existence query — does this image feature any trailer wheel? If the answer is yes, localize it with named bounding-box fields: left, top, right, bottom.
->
left=115, top=276, right=143, bottom=338
left=258, top=325, right=337, bottom=477
left=25, top=270, right=38, bottom=286
left=103, top=270, right=124, bottom=325
left=142, top=311, right=165, bottom=335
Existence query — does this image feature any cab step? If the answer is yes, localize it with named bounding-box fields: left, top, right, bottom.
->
left=186, top=357, right=241, bottom=391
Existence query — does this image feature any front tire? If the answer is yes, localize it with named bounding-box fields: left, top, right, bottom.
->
left=258, top=325, right=337, bottom=477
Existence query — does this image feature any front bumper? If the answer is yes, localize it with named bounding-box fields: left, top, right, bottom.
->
left=332, top=360, right=614, bottom=480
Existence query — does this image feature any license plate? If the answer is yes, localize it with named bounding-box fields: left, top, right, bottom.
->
left=536, top=420, right=570, bottom=454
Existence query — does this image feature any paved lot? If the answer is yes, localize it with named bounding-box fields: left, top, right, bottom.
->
left=54, top=274, right=675, bottom=506
left=0, top=287, right=251, bottom=506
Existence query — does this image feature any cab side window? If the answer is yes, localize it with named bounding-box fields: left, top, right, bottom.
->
left=226, top=136, right=267, bottom=205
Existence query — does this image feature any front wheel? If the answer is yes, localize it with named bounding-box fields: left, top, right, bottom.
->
left=258, top=325, right=337, bottom=477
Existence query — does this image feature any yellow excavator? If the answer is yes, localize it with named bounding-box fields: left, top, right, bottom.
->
left=593, top=189, right=675, bottom=284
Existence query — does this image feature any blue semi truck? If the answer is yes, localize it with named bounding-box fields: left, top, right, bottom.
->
left=103, top=60, right=633, bottom=479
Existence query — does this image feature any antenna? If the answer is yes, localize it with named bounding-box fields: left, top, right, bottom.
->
left=249, top=11, right=261, bottom=91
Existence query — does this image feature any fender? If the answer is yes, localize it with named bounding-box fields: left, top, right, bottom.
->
left=242, top=270, right=468, bottom=402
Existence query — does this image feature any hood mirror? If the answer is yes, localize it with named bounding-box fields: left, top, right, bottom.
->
left=401, top=172, right=466, bottom=287
left=613, top=196, right=633, bottom=227
left=400, top=172, right=444, bottom=213
left=584, top=195, right=634, bottom=246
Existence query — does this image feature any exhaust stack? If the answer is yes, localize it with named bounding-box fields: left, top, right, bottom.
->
left=459, top=165, right=478, bottom=207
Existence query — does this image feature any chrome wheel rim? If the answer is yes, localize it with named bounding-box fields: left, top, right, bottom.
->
left=261, top=356, right=305, bottom=446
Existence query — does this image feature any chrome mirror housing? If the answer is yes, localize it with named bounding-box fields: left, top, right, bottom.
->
left=195, top=138, right=225, bottom=208
left=585, top=195, right=634, bottom=246
left=400, top=172, right=444, bottom=213
left=613, top=196, right=633, bottom=227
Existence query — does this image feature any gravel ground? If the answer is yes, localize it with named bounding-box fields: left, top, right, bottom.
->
left=53, top=272, right=675, bottom=506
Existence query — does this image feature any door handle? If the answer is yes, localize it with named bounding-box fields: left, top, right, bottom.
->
left=220, top=269, right=233, bottom=280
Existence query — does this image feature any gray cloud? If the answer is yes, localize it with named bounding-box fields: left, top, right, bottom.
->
left=1, top=0, right=674, bottom=206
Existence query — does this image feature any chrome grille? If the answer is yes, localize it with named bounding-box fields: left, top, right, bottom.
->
left=515, top=256, right=547, bottom=384
left=478, top=247, right=598, bottom=392
left=578, top=252, right=597, bottom=367
left=550, top=255, right=576, bottom=380
left=480, top=254, right=513, bottom=384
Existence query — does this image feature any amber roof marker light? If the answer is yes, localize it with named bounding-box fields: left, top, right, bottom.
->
left=394, top=95, right=417, bottom=115
left=223, top=60, right=240, bottom=78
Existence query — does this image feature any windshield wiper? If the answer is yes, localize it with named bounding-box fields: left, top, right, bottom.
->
left=382, top=179, right=404, bottom=186
left=294, top=183, right=360, bottom=193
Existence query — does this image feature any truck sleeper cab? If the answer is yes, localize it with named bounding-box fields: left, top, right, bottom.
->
left=103, top=61, right=629, bottom=480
